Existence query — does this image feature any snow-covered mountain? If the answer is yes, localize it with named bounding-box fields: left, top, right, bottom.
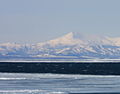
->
left=1, top=32, right=120, bottom=59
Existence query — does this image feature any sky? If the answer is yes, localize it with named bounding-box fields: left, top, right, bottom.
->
left=0, top=0, right=120, bottom=44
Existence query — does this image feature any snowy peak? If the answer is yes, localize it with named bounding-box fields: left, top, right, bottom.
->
left=62, top=32, right=84, bottom=40
left=64, top=32, right=103, bottom=40
left=37, top=32, right=115, bottom=47
left=49, top=32, right=85, bottom=45
left=37, top=32, right=85, bottom=47
left=62, top=32, right=116, bottom=46
left=1, top=32, right=120, bottom=59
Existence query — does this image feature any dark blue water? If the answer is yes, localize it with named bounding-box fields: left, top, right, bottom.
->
left=0, top=73, right=120, bottom=94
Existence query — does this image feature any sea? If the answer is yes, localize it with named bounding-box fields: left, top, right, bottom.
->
left=0, top=73, right=120, bottom=94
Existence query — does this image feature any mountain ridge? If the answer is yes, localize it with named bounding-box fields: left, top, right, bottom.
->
left=1, top=32, right=120, bottom=59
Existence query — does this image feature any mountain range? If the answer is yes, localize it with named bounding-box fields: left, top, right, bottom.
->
left=1, top=32, right=120, bottom=60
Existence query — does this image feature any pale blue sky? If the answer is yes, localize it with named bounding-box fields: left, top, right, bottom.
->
left=0, top=0, right=120, bottom=44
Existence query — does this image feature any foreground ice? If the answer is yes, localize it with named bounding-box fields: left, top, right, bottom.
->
left=0, top=73, right=120, bottom=94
